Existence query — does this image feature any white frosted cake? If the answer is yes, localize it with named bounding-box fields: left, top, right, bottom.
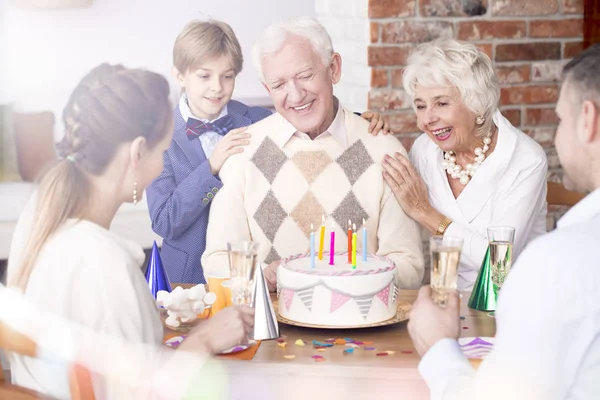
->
left=277, top=252, right=399, bottom=327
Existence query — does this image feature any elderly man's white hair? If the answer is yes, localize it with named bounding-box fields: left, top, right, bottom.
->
left=252, top=16, right=334, bottom=83
left=402, top=38, right=500, bottom=136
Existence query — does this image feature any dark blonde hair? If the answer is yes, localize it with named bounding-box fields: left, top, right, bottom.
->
left=10, top=64, right=171, bottom=290
left=173, top=19, right=243, bottom=75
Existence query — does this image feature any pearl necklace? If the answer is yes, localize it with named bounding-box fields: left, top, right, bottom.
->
left=442, top=136, right=492, bottom=185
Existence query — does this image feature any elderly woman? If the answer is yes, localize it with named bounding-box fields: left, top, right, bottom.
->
left=382, top=38, right=548, bottom=290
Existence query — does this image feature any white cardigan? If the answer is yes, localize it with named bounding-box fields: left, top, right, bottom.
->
left=410, top=110, right=548, bottom=290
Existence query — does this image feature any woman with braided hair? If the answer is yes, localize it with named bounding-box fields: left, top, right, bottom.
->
left=6, top=64, right=254, bottom=399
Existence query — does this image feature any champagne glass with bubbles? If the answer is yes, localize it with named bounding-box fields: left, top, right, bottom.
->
left=430, top=236, right=463, bottom=307
left=488, top=226, right=515, bottom=292
left=227, top=241, right=259, bottom=306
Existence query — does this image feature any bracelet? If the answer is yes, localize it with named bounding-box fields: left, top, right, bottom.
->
left=436, top=216, right=453, bottom=236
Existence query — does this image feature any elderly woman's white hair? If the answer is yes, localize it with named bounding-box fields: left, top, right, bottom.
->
left=252, top=17, right=334, bottom=83
left=402, top=38, right=500, bottom=136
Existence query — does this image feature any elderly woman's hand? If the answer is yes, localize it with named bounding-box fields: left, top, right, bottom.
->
left=382, top=152, right=432, bottom=221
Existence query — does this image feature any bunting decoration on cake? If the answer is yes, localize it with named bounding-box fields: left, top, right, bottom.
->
left=281, top=288, right=295, bottom=311
left=330, top=292, right=352, bottom=312
left=375, top=283, right=391, bottom=307
left=354, top=295, right=374, bottom=319
left=392, top=283, right=399, bottom=303
left=297, top=287, right=315, bottom=312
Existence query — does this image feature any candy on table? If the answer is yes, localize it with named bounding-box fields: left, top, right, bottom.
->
left=158, top=286, right=216, bottom=328
left=187, top=284, right=207, bottom=300
left=203, top=292, right=217, bottom=306
left=156, top=290, right=172, bottom=307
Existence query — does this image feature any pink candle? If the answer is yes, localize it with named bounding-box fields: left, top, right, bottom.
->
left=329, top=223, right=335, bottom=266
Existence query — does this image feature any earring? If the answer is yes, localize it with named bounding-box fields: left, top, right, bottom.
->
left=476, top=116, right=485, bottom=125
left=133, top=181, right=138, bottom=205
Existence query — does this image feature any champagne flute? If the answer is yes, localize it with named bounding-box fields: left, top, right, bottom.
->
left=488, top=226, right=515, bottom=292
left=227, top=241, right=259, bottom=306
left=430, top=236, right=463, bottom=307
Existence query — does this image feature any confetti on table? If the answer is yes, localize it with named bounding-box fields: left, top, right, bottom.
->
left=344, top=348, right=354, bottom=354
left=376, top=352, right=389, bottom=357
left=324, top=338, right=335, bottom=343
left=460, top=316, right=466, bottom=320
left=276, top=338, right=286, bottom=343
left=344, top=338, right=353, bottom=343
left=277, top=342, right=287, bottom=348
left=345, top=343, right=360, bottom=348
left=385, top=351, right=396, bottom=355
left=400, top=350, right=413, bottom=354
left=284, top=355, right=296, bottom=359
left=316, top=348, right=327, bottom=352
left=463, top=326, right=469, bottom=330
left=295, top=339, right=305, bottom=346
left=363, top=341, right=374, bottom=345
left=334, top=339, right=346, bottom=345
left=364, top=347, right=376, bottom=351
left=353, top=341, right=364, bottom=345
left=312, top=355, right=324, bottom=359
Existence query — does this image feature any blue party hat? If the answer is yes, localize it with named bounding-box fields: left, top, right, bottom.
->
left=145, top=241, right=171, bottom=298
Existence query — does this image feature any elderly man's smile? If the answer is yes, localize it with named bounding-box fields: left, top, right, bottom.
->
left=290, top=100, right=315, bottom=113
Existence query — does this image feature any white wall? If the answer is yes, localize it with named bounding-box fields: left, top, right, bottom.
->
left=316, top=0, right=369, bottom=113
left=2, top=0, right=315, bottom=136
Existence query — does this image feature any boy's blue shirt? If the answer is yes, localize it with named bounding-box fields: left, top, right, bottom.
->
left=146, top=99, right=272, bottom=283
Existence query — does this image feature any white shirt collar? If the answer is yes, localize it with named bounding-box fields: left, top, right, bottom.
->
left=557, top=188, right=600, bottom=229
left=274, top=97, right=347, bottom=149
left=179, top=92, right=228, bottom=123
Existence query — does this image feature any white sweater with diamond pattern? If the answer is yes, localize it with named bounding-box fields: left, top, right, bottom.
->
left=202, top=110, right=424, bottom=289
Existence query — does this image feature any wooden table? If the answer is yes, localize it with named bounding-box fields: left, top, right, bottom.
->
left=219, top=290, right=496, bottom=399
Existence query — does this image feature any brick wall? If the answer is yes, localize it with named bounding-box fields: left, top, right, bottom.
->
left=315, top=0, right=584, bottom=275
left=367, top=0, right=584, bottom=230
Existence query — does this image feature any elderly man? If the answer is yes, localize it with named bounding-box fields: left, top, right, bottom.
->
left=409, top=44, right=600, bottom=399
left=202, top=17, right=423, bottom=290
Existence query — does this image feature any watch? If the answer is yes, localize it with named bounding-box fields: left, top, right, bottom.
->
left=436, top=216, right=453, bottom=236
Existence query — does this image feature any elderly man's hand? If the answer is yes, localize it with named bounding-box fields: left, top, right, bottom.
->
left=263, top=260, right=281, bottom=292
left=361, top=111, right=391, bottom=135
left=408, top=286, right=461, bottom=357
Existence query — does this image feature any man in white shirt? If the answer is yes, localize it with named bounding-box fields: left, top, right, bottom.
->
left=408, top=43, right=600, bottom=399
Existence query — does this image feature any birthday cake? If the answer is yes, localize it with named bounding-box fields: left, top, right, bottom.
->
left=277, top=252, right=399, bottom=327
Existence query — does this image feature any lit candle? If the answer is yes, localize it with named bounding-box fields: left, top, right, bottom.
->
left=310, top=223, right=315, bottom=269
left=347, top=220, right=352, bottom=264
left=362, top=218, right=367, bottom=262
left=352, top=223, right=357, bottom=269
left=329, top=223, right=335, bottom=266
left=318, top=215, right=325, bottom=260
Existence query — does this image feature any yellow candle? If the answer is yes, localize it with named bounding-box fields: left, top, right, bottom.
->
left=318, top=215, right=325, bottom=260
left=352, top=223, right=357, bottom=268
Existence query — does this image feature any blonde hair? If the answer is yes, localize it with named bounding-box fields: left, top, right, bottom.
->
left=9, top=64, right=171, bottom=291
left=402, top=38, right=500, bottom=136
left=173, top=19, right=243, bottom=75
left=251, top=17, right=334, bottom=82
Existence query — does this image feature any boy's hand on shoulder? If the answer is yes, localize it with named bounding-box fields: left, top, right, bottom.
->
left=361, top=111, right=391, bottom=135
left=208, top=126, right=250, bottom=176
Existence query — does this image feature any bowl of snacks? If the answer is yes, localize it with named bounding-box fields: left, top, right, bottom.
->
left=157, top=285, right=217, bottom=332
